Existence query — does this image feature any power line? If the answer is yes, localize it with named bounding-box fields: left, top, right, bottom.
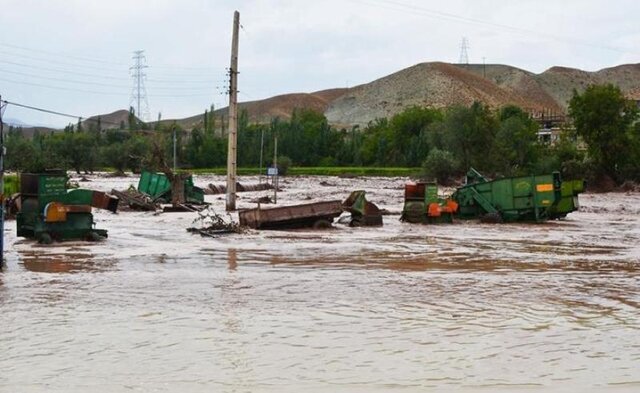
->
left=0, top=59, right=217, bottom=85
left=0, top=99, right=122, bottom=126
left=0, top=42, right=128, bottom=66
left=0, top=46, right=219, bottom=78
left=0, top=67, right=214, bottom=91
left=0, top=77, right=214, bottom=97
left=0, top=59, right=130, bottom=81
left=349, top=0, right=640, bottom=56
left=0, top=41, right=221, bottom=71
left=0, top=68, right=131, bottom=88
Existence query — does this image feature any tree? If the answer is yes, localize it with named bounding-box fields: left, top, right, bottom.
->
left=421, top=148, right=458, bottom=184
left=442, top=102, right=498, bottom=172
left=569, top=84, right=639, bottom=183
left=493, top=105, right=540, bottom=176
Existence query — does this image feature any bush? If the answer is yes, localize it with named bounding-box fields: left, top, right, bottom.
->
left=421, top=148, right=458, bottom=185
left=277, top=155, right=292, bottom=176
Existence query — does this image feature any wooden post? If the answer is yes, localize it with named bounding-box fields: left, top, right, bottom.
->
left=226, top=10, right=240, bottom=211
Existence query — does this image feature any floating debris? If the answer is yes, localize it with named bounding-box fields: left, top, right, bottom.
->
left=111, top=187, right=158, bottom=211
left=204, top=182, right=274, bottom=195
left=187, top=209, right=247, bottom=237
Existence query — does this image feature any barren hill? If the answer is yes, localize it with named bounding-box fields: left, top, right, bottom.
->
left=76, top=61, right=640, bottom=130
left=326, top=62, right=640, bottom=125
left=219, top=89, right=349, bottom=123
left=81, top=109, right=137, bottom=130
left=162, top=88, right=349, bottom=130
left=325, top=62, right=551, bottom=126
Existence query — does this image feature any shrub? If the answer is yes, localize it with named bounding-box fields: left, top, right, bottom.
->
left=421, top=148, right=458, bottom=185
left=277, top=155, right=292, bottom=176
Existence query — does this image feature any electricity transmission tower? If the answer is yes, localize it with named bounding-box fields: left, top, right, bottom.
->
left=130, top=50, right=150, bottom=121
left=459, top=37, right=470, bottom=65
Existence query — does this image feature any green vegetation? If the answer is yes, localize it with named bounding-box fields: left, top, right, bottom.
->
left=5, top=86, right=639, bottom=188
left=569, top=84, right=640, bottom=184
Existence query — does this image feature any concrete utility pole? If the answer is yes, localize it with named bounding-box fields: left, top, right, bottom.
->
left=273, top=134, right=278, bottom=204
left=0, top=95, right=5, bottom=268
left=226, top=10, right=240, bottom=211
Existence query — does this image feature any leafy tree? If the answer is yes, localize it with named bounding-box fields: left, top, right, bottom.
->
left=442, top=102, right=498, bottom=172
left=569, top=84, right=639, bottom=183
left=493, top=105, right=540, bottom=176
left=421, top=148, right=459, bottom=184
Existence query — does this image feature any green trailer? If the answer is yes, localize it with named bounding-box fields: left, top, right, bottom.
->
left=137, top=171, right=205, bottom=204
left=452, top=168, right=584, bottom=222
left=16, top=171, right=119, bottom=243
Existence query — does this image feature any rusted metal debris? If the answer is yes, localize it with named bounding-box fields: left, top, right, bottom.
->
left=111, top=188, right=158, bottom=211
left=239, top=200, right=343, bottom=230
left=204, top=182, right=274, bottom=195
left=187, top=210, right=246, bottom=237
left=342, top=190, right=383, bottom=226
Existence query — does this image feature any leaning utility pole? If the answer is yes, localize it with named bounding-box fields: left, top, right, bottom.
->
left=226, top=10, right=240, bottom=211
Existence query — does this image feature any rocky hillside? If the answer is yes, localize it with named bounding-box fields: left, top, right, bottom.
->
left=326, top=62, right=557, bottom=126
left=326, top=62, right=640, bottom=126
left=70, top=61, right=640, bottom=130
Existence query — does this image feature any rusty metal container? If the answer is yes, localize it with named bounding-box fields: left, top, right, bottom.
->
left=239, top=200, right=343, bottom=229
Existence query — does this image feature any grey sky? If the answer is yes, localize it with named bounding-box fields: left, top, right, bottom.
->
left=1, top=0, right=638, bottom=127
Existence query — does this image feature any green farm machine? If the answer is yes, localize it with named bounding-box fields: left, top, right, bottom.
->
left=16, top=171, right=119, bottom=243
left=452, top=168, right=585, bottom=222
left=401, top=182, right=458, bottom=224
left=401, top=168, right=585, bottom=224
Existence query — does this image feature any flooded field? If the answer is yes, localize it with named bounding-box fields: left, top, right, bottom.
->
left=1, top=174, right=639, bottom=392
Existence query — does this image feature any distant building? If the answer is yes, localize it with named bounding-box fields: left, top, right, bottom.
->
left=530, top=108, right=586, bottom=150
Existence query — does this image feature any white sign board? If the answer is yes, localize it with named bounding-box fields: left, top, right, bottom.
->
left=267, top=167, right=278, bottom=176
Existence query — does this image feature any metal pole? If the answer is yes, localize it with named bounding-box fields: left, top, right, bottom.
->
left=0, top=95, right=5, bottom=269
left=259, top=128, right=264, bottom=184
left=173, top=126, right=177, bottom=172
left=226, top=10, right=240, bottom=211
left=273, top=134, right=277, bottom=204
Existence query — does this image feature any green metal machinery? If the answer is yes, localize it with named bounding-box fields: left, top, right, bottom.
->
left=137, top=171, right=205, bottom=204
left=16, top=171, right=119, bottom=243
left=452, top=168, right=585, bottom=222
left=401, top=182, right=457, bottom=224
left=342, top=190, right=383, bottom=226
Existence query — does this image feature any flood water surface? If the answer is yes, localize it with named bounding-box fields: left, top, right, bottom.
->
left=1, top=175, right=639, bottom=392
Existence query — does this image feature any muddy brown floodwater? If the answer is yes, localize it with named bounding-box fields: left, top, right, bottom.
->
left=1, top=174, right=639, bottom=393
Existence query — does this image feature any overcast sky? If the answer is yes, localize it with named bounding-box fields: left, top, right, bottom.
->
left=1, top=0, right=638, bottom=127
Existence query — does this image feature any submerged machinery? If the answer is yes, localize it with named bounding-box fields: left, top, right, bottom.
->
left=453, top=168, right=585, bottom=222
left=342, top=190, right=383, bottom=226
left=137, top=171, right=205, bottom=205
left=401, top=182, right=458, bottom=224
left=402, top=168, right=585, bottom=224
left=16, top=171, right=119, bottom=243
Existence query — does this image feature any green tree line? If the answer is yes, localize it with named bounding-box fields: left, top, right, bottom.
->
left=5, top=84, right=639, bottom=187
